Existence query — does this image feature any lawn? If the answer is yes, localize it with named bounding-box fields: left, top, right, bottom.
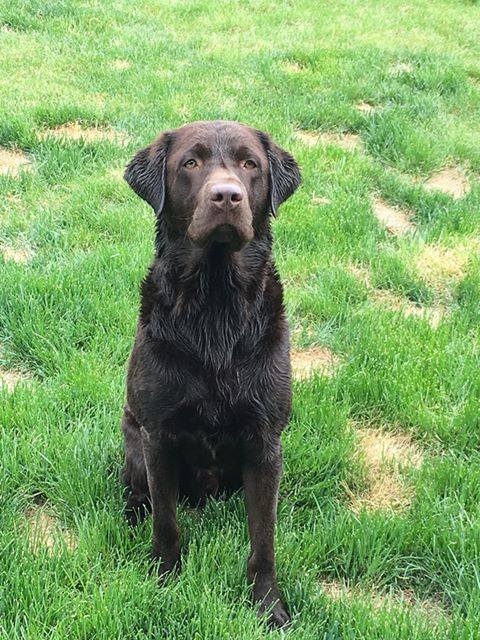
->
left=1, top=0, right=480, bottom=637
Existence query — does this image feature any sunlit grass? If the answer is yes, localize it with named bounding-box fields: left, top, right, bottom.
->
left=1, top=0, right=480, bottom=637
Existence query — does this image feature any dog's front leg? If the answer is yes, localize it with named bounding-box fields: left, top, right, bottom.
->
left=141, top=427, right=180, bottom=576
left=242, top=443, right=290, bottom=629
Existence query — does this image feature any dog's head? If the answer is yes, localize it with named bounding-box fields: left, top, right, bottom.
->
left=124, top=121, right=301, bottom=251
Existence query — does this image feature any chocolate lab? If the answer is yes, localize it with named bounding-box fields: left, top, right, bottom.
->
left=121, top=120, right=301, bottom=628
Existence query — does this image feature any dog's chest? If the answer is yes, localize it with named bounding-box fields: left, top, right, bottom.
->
left=163, top=375, right=262, bottom=453
left=179, top=424, right=238, bottom=469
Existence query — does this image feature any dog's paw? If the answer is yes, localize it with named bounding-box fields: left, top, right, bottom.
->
left=151, top=548, right=181, bottom=581
left=261, top=600, right=290, bottom=630
left=254, top=586, right=291, bottom=630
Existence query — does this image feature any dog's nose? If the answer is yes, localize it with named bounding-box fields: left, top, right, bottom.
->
left=210, top=182, right=243, bottom=207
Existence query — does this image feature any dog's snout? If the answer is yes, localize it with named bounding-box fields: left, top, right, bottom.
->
left=210, top=182, right=243, bottom=207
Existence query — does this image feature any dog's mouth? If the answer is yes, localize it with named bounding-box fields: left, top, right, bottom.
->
left=209, top=223, right=238, bottom=245
left=198, top=223, right=246, bottom=252
left=187, top=214, right=254, bottom=252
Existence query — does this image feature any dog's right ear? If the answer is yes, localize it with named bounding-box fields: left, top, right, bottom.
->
left=124, top=132, right=171, bottom=213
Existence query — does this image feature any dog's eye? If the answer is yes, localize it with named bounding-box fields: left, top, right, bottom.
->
left=183, top=159, right=198, bottom=169
left=243, top=159, right=257, bottom=169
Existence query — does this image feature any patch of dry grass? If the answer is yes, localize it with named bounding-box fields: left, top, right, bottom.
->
left=389, top=62, right=414, bottom=75
left=346, top=262, right=372, bottom=287
left=347, top=263, right=446, bottom=328
left=415, top=241, right=478, bottom=287
left=24, top=506, right=76, bottom=555
left=295, top=130, right=363, bottom=151
left=291, top=346, right=341, bottom=380
left=371, top=289, right=446, bottom=329
left=424, top=167, right=470, bottom=199
left=38, top=122, right=130, bottom=145
left=295, top=130, right=321, bottom=147
left=112, top=59, right=131, bottom=70
left=0, top=367, right=29, bottom=392
left=0, top=343, right=31, bottom=392
left=0, top=147, right=32, bottom=176
left=1, top=244, right=34, bottom=264
left=312, top=194, right=331, bottom=205
left=319, top=132, right=363, bottom=151
left=349, top=425, right=424, bottom=513
left=356, top=101, right=376, bottom=113
left=372, top=197, right=416, bottom=236
left=281, top=61, right=304, bottom=73
left=319, top=578, right=449, bottom=625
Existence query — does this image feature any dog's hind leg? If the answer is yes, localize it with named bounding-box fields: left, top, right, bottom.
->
left=121, top=406, right=150, bottom=525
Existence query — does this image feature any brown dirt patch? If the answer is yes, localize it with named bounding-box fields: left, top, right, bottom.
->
left=347, top=264, right=446, bottom=328
left=295, top=130, right=363, bottom=151
left=396, top=590, right=449, bottom=622
left=346, top=262, right=372, bottom=287
left=356, top=102, right=376, bottom=114
left=321, top=578, right=349, bottom=600
left=349, top=426, right=423, bottom=513
left=372, top=198, right=415, bottom=235
left=319, top=578, right=448, bottom=624
left=291, top=346, right=340, bottom=380
left=320, top=132, right=363, bottom=151
left=415, top=241, right=478, bottom=286
left=113, top=59, right=131, bottom=70
left=38, top=122, right=130, bottom=146
left=295, top=130, right=321, bottom=147
left=371, top=289, right=446, bottom=329
left=312, top=194, right=331, bottom=205
left=358, top=426, right=423, bottom=470
left=0, top=367, right=29, bottom=392
left=0, top=148, right=32, bottom=177
left=424, top=167, right=470, bottom=199
left=0, top=344, right=31, bottom=391
left=282, top=61, right=304, bottom=73
left=24, top=506, right=76, bottom=555
left=389, top=62, right=414, bottom=75
left=1, top=244, right=34, bottom=264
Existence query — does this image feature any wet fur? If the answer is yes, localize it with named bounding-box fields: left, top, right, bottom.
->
left=121, top=121, right=300, bottom=628
left=123, top=218, right=289, bottom=508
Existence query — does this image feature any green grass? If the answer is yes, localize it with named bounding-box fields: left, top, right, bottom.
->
left=1, top=0, right=480, bottom=637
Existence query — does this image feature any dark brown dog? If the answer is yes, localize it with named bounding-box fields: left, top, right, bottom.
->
left=121, top=121, right=301, bottom=628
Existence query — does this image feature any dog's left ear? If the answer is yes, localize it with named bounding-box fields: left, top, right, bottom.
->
left=258, top=132, right=301, bottom=216
left=124, top=132, right=171, bottom=214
